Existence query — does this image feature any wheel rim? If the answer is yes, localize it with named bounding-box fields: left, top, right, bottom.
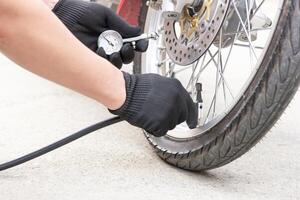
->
left=142, top=0, right=284, bottom=138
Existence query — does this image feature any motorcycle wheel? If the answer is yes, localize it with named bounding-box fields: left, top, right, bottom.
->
left=133, top=0, right=300, bottom=171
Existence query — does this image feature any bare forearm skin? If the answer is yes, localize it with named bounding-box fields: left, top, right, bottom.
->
left=0, top=0, right=126, bottom=110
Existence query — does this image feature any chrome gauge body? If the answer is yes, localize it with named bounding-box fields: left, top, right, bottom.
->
left=98, top=30, right=123, bottom=55
left=98, top=30, right=158, bottom=55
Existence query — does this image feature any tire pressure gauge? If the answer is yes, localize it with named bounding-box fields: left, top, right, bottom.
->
left=98, top=30, right=159, bottom=55
left=97, top=30, right=123, bottom=55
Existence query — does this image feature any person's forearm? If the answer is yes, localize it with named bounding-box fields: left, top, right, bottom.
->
left=0, top=0, right=125, bottom=110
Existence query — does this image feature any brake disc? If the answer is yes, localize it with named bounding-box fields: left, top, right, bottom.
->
left=162, top=0, right=230, bottom=66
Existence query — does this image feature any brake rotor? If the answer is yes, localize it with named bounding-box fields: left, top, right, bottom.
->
left=162, top=0, right=230, bottom=66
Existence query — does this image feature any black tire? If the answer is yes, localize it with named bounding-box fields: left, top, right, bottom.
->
left=134, top=0, right=300, bottom=171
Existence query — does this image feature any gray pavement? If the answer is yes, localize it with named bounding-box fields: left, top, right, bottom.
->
left=0, top=1, right=300, bottom=199
left=0, top=47, right=300, bottom=200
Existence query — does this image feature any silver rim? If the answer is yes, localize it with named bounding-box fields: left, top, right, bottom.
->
left=142, top=0, right=284, bottom=138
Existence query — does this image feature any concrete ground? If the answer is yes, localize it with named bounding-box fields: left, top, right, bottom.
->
left=0, top=1, right=300, bottom=200
left=0, top=51, right=300, bottom=200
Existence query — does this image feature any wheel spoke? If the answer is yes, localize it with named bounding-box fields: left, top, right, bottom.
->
left=232, top=0, right=258, bottom=60
left=224, top=23, right=242, bottom=70
left=245, top=0, right=254, bottom=68
left=220, top=51, right=228, bottom=106
left=208, top=50, right=235, bottom=99
left=252, top=0, right=266, bottom=19
left=234, top=43, right=264, bottom=49
left=212, top=51, right=220, bottom=118
left=166, top=62, right=176, bottom=77
left=188, top=59, right=201, bottom=91
left=218, top=29, right=228, bottom=107
left=213, top=30, right=224, bottom=117
left=186, top=51, right=214, bottom=90
left=186, top=57, right=203, bottom=91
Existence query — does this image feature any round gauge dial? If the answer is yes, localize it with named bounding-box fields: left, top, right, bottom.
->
left=98, top=30, right=123, bottom=55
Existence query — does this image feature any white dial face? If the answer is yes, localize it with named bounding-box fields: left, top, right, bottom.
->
left=98, top=30, right=123, bottom=55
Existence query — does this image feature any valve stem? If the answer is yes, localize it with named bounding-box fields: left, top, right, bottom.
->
left=196, top=83, right=204, bottom=121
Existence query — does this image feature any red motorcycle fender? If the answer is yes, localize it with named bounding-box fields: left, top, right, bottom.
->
left=117, top=0, right=143, bottom=26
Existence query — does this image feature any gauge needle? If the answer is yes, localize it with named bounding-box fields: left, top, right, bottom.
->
left=104, top=36, right=114, bottom=47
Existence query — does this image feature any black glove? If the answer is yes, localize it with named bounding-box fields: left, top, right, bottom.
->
left=53, top=0, right=148, bottom=68
left=110, top=72, right=199, bottom=137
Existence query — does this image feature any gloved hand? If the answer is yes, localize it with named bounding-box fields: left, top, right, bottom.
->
left=53, top=0, right=148, bottom=68
left=110, top=72, right=199, bottom=137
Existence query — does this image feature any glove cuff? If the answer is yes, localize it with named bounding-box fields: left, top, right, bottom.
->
left=109, top=72, right=151, bottom=121
left=53, top=0, right=89, bottom=28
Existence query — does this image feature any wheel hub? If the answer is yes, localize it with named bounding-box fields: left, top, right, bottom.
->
left=162, top=0, right=230, bottom=66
